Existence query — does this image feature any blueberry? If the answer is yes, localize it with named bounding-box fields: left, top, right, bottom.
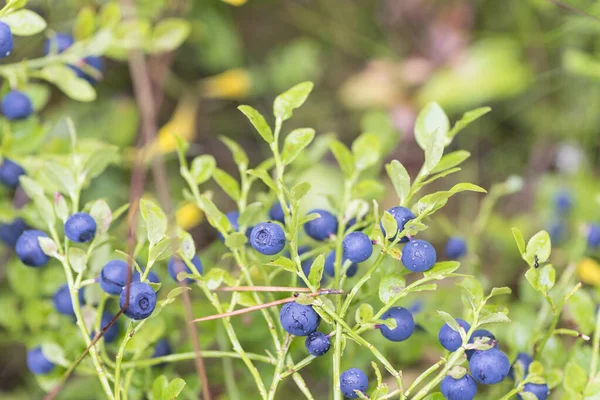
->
left=0, top=158, right=25, bottom=188
left=509, top=352, right=533, bottom=379
left=304, top=209, right=338, bottom=241
left=44, top=33, right=74, bottom=55
left=401, top=239, right=437, bottom=272
left=587, top=224, right=600, bottom=248
left=466, top=329, right=497, bottom=359
left=119, top=282, right=157, bottom=320
left=218, top=211, right=253, bottom=242
left=0, top=21, right=13, bottom=58
left=71, top=56, right=104, bottom=84
left=99, top=260, right=129, bottom=295
left=91, top=312, right=119, bottom=343
left=53, top=284, right=85, bottom=316
left=299, top=246, right=326, bottom=284
left=0, top=218, right=27, bottom=247
left=305, top=331, right=331, bottom=356
left=152, top=338, right=172, bottom=358
left=445, top=237, right=467, bottom=260
left=133, top=269, right=161, bottom=286
left=340, top=368, right=368, bottom=399
left=548, top=220, right=565, bottom=244
left=438, top=318, right=471, bottom=352
left=26, top=346, right=55, bottom=375
left=469, top=348, right=510, bottom=384
left=380, top=307, right=415, bottom=342
left=168, top=255, right=202, bottom=284
left=345, top=218, right=357, bottom=232
left=64, top=212, right=97, bottom=243
left=324, top=250, right=358, bottom=278
left=408, top=299, right=424, bottom=314
left=554, top=190, right=572, bottom=214
left=250, top=222, right=286, bottom=255
left=15, top=230, right=50, bottom=267
left=342, top=232, right=373, bottom=263
left=519, top=383, right=549, bottom=400
left=280, top=301, right=320, bottom=336
left=381, top=206, right=415, bottom=243
left=440, top=374, right=477, bottom=400
left=2, top=90, right=33, bottom=120
left=269, top=203, right=286, bottom=224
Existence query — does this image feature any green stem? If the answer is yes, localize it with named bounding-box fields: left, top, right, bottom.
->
left=280, top=355, right=316, bottom=379
left=403, top=360, right=444, bottom=398
left=114, top=321, right=135, bottom=400
left=267, top=335, right=292, bottom=400
left=286, top=356, right=316, bottom=400
left=588, top=306, right=600, bottom=386
left=534, top=300, right=560, bottom=360
left=410, top=349, right=465, bottom=400
left=340, top=251, right=385, bottom=317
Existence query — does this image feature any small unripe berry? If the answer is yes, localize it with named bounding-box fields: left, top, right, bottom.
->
left=340, top=368, right=368, bottom=399
left=250, top=222, right=286, bottom=255
left=342, top=231, right=373, bottom=263
left=304, top=209, right=337, bottom=241
left=305, top=331, right=331, bottom=356
left=401, top=239, right=437, bottom=272
left=119, top=282, right=157, bottom=320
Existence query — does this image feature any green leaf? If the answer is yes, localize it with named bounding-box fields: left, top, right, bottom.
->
left=386, top=160, right=410, bottom=204
left=82, top=145, right=119, bottom=181
left=381, top=211, right=398, bottom=241
left=564, top=362, right=587, bottom=394
left=519, top=392, right=538, bottom=400
left=545, top=369, right=563, bottom=390
left=213, top=168, right=241, bottom=201
left=291, top=181, right=311, bottom=203
left=423, top=393, right=445, bottom=400
left=524, top=230, right=551, bottom=266
left=411, top=283, right=438, bottom=292
left=477, top=312, right=510, bottom=326
left=538, top=264, right=555, bottom=293
left=190, top=155, right=216, bottom=185
left=330, top=139, right=355, bottom=179
left=431, top=150, right=471, bottom=174
left=488, top=287, right=512, bottom=298
left=273, top=81, right=314, bottom=121
left=225, top=232, right=247, bottom=250
left=162, top=378, right=186, bottom=400
left=99, top=2, right=120, bottom=28
left=352, top=133, right=381, bottom=171
left=423, top=128, right=445, bottom=174
left=54, top=193, right=69, bottom=222
left=1, top=9, right=47, bottom=36
left=149, top=18, right=190, bottom=53
left=423, top=261, right=460, bottom=277
left=149, top=237, right=180, bottom=263
left=525, top=268, right=540, bottom=291
left=238, top=105, right=273, bottom=143
left=449, top=183, right=486, bottom=194
left=140, top=199, right=167, bottom=245
left=421, top=168, right=461, bottom=185
left=247, top=169, right=277, bottom=192
left=265, top=256, right=296, bottom=272
left=355, top=303, right=374, bottom=324
left=73, top=6, right=95, bottom=40
left=45, top=161, right=77, bottom=198
left=196, top=195, right=232, bottom=233
left=178, top=231, right=195, bottom=260
left=281, top=128, right=315, bottom=165
left=512, top=227, right=526, bottom=255
left=378, top=274, right=406, bottom=304
left=567, top=290, right=596, bottom=334
left=152, top=375, right=168, bottom=400
left=34, top=194, right=55, bottom=227
left=308, top=254, right=325, bottom=288
left=41, top=343, right=67, bottom=366
left=19, top=176, right=43, bottom=197
left=447, top=107, right=491, bottom=140
left=68, top=248, right=87, bottom=273
left=220, top=136, right=248, bottom=171
left=239, top=202, right=263, bottom=227
left=89, top=199, right=112, bottom=234
left=437, top=311, right=462, bottom=334
left=414, top=102, right=449, bottom=151
left=203, top=268, right=234, bottom=290
left=40, top=65, right=96, bottom=102
left=351, top=179, right=385, bottom=201
left=167, top=286, right=191, bottom=300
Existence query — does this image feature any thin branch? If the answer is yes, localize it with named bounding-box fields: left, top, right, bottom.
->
left=216, top=286, right=313, bottom=292
left=544, top=0, right=600, bottom=22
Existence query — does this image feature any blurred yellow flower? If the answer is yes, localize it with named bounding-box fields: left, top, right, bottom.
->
left=152, top=95, right=198, bottom=156
left=176, top=202, right=203, bottom=230
left=201, top=68, right=252, bottom=99
left=220, top=0, right=247, bottom=6
left=577, top=257, right=600, bottom=286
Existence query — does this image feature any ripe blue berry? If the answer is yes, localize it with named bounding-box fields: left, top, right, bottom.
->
left=0, top=158, right=25, bottom=188
left=469, top=348, right=510, bottom=384
left=168, top=255, right=202, bottom=284
left=0, top=218, right=27, bottom=247
left=587, top=224, right=600, bottom=248
left=304, top=209, right=337, bottom=241
left=342, top=232, right=373, bottom=263
left=72, top=56, right=104, bottom=84
left=519, top=383, right=549, bottom=400
left=305, top=331, right=331, bottom=356
left=466, top=329, right=497, bottom=359
left=99, top=260, right=129, bottom=295
left=2, top=90, right=33, bottom=120
left=381, top=206, right=415, bottom=243
left=218, top=211, right=253, bottom=242
left=324, top=250, right=357, bottom=278
left=438, top=318, right=471, bottom=352
left=250, top=222, right=286, bottom=255
left=554, top=190, right=572, bottom=214
left=27, top=346, right=55, bottom=375
left=119, top=281, right=157, bottom=320
left=401, top=239, right=437, bottom=272
left=0, top=21, right=13, bottom=58
left=380, top=307, right=415, bottom=342
left=280, top=301, right=320, bottom=336
left=445, top=237, right=467, bottom=260
left=510, top=352, right=533, bottom=379
left=153, top=338, right=172, bottom=358
left=340, top=368, right=368, bottom=399
left=64, top=212, right=97, bottom=243
left=15, top=230, right=50, bottom=267
left=53, top=284, right=85, bottom=317
left=548, top=220, right=565, bottom=244
left=44, top=33, right=74, bottom=54
left=440, top=374, right=477, bottom=400
left=269, top=202, right=286, bottom=224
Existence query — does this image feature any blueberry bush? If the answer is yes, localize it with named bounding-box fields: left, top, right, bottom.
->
left=0, top=1, right=599, bottom=400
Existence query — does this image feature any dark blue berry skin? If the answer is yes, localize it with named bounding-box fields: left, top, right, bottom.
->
left=15, top=230, right=50, bottom=267
left=382, top=206, right=415, bottom=243
left=469, top=348, right=510, bottom=384
left=64, top=212, right=97, bottom=243
left=440, top=374, right=477, bottom=400
left=99, top=260, right=129, bottom=295
left=280, top=302, right=320, bottom=336
left=269, top=203, right=286, bottom=224
left=304, top=209, right=338, bottom=241
left=2, top=90, right=33, bottom=120
left=27, top=347, right=55, bottom=375
left=250, top=222, right=286, bottom=255
left=53, top=284, right=85, bottom=316
left=0, top=22, right=13, bottom=58
left=0, top=158, right=25, bottom=188
left=509, top=352, right=533, bottom=379
left=44, top=33, right=74, bottom=54
left=152, top=339, right=172, bottom=358
left=133, top=269, right=161, bottom=286
left=554, top=190, right=572, bottom=214
left=72, top=56, right=104, bottom=84
left=587, top=224, right=600, bottom=248
left=99, top=312, right=119, bottom=343
left=324, top=250, right=357, bottom=278
left=340, top=368, right=368, bottom=399
left=401, top=239, right=437, bottom=272
left=345, top=218, right=357, bottom=232
left=305, top=331, right=331, bottom=356
left=438, top=318, right=471, bottom=352
left=466, top=329, right=497, bottom=359
left=445, top=237, right=467, bottom=260
left=548, top=220, right=565, bottom=245
left=380, top=307, right=415, bottom=342
left=168, top=255, right=202, bottom=284
left=119, top=282, right=157, bottom=320
left=342, top=232, right=373, bottom=263
left=0, top=218, right=27, bottom=247
left=519, top=383, right=549, bottom=400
